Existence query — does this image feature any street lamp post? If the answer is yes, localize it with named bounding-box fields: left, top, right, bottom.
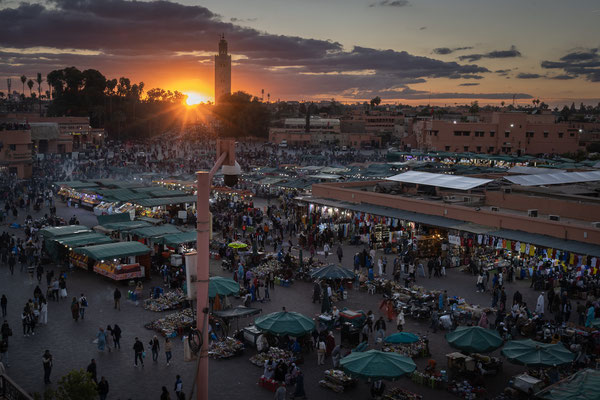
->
left=195, top=139, right=235, bottom=400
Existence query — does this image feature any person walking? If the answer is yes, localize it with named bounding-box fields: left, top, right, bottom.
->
left=96, top=328, right=106, bottom=351
left=396, top=310, right=405, bottom=332
left=97, top=376, right=109, bottom=400
left=274, top=382, right=286, bottom=400
left=39, top=297, right=48, bottom=325
left=86, top=359, right=97, bottom=383
left=174, top=374, right=183, bottom=399
left=336, top=245, right=343, bottom=263
left=112, top=324, right=122, bottom=349
left=317, top=338, right=326, bottom=365
left=375, top=316, right=386, bottom=343
left=165, top=337, right=173, bottom=366
left=0, top=295, right=6, bottom=317
left=161, top=386, right=171, bottom=400
left=8, top=254, right=15, bottom=276
left=133, top=337, right=144, bottom=367
left=21, top=307, right=31, bottom=336
left=105, top=325, right=113, bottom=352
left=149, top=335, right=160, bottom=362
left=79, top=293, right=88, bottom=320
left=70, top=297, right=80, bottom=322
left=113, top=287, right=121, bottom=310
left=42, top=350, right=52, bottom=384
left=291, top=369, right=306, bottom=399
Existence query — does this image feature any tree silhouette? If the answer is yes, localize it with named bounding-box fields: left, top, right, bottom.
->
left=36, top=72, right=43, bottom=115
left=20, top=75, right=27, bottom=95
left=27, top=79, right=34, bottom=97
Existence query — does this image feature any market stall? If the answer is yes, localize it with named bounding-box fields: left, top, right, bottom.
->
left=145, top=308, right=194, bottom=337
left=133, top=195, right=197, bottom=219
left=144, top=289, right=186, bottom=312
left=319, top=369, right=357, bottom=393
left=74, top=241, right=151, bottom=280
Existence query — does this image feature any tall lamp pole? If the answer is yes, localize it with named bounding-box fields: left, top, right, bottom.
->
left=195, top=139, right=236, bottom=400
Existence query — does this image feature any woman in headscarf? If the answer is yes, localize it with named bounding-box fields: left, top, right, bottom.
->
left=96, top=327, right=106, bottom=351
left=478, top=312, right=488, bottom=328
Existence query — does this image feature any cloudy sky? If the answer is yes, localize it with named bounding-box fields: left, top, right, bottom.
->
left=1, top=0, right=599, bottom=105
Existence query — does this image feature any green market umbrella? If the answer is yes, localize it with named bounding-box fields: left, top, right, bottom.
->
left=228, top=241, right=248, bottom=249
left=501, top=339, right=574, bottom=367
left=536, top=368, right=600, bottom=400
left=310, top=264, right=355, bottom=280
left=384, top=332, right=419, bottom=344
left=446, top=326, right=503, bottom=353
left=340, top=350, right=416, bottom=381
left=208, top=276, right=240, bottom=298
left=255, top=311, right=315, bottom=336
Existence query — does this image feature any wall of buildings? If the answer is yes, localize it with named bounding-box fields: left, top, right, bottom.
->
left=311, top=181, right=600, bottom=245
left=0, top=128, right=32, bottom=178
left=414, top=112, right=582, bottom=155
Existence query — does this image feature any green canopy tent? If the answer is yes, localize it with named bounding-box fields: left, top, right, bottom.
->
left=128, top=224, right=181, bottom=239
left=40, top=225, right=91, bottom=239
left=340, top=350, right=416, bottom=381
left=384, top=332, right=419, bottom=344
left=133, top=196, right=197, bottom=208
left=501, top=339, right=574, bottom=367
left=446, top=326, right=503, bottom=353
left=100, top=220, right=152, bottom=232
left=255, top=311, right=315, bottom=337
left=74, top=241, right=151, bottom=261
left=213, top=306, right=262, bottom=335
left=310, top=264, right=355, bottom=280
left=156, top=231, right=197, bottom=247
left=535, top=368, right=600, bottom=400
left=97, top=213, right=131, bottom=226
left=208, top=276, right=240, bottom=298
left=46, top=232, right=113, bottom=261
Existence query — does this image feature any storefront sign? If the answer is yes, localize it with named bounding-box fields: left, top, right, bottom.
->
left=448, top=235, right=461, bottom=246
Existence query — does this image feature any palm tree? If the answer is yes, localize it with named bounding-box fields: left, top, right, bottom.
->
left=36, top=73, right=43, bottom=115
left=20, top=75, right=27, bottom=95
left=27, top=79, right=34, bottom=97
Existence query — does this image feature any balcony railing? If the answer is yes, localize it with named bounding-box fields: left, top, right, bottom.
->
left=0, top=373, right=34, bottom=400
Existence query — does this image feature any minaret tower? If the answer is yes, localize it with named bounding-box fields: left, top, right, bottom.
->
left=214, top=34, right=231, bottom=103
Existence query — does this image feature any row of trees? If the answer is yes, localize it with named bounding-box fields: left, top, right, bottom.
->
left=43, top=67, right=271, bottom=139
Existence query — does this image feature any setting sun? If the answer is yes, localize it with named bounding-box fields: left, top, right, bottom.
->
left=184, top=92, right=210, bottom=106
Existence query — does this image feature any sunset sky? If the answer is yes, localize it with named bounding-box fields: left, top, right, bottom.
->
left=1, top=0, right=599, bottom=105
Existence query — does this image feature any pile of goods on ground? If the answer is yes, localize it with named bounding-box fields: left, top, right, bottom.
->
left=249, top=347, right=295, bottom=367
left=144, top=289, right=186, bottom=312
left=208, top=337, right=244, bottom=359
left=144, top=308, right=194, bottom=337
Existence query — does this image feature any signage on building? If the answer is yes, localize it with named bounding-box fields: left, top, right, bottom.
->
left=448, top=234, right=461, bottom=246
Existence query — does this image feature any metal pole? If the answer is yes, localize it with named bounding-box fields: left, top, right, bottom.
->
left=195, top=171, right=210, bottom=400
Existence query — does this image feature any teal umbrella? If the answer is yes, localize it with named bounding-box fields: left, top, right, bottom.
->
left=310, top=264, right=355, bottom=280
left=208, top=276, right=240, bottom=298
left=340, top=350, right=416, bottom=381
left=446, top=326, right=503, bottom=353
left=255, top=311, right=315, bottom=336
left=501, top=339, right=574, bottom=367
left=590, top=318, right=600, bottom=329
left=384, top=332, right=419, bottom=344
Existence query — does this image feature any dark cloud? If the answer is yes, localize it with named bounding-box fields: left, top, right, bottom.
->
left=516, top=73, right=543, bottom=79
left=459, top=46, right=521, bottom=62
left=551, top=74, right=576, bottom=80
left=495, top=69, right=511, bottom=76
left=541, top=48, right=600, bottom=82
left=0, top=0, right=503, bottom=99
left=433, top=46, right=473, bottom=55
left=369, top=0, right=410, bottom=7
left=349, top=86, right=532, bottom=100
left=230, top=17, right=257, bottom=23
left=458, top=83, right=480, bottom=86
left=419, top=26, right=427, bottom=30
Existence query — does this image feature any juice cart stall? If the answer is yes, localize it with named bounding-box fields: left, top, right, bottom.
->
left=73, top=241, right=151, bottom=280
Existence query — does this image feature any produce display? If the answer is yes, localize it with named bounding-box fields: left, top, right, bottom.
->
left=94, top=261, right=143, bottom=280
left=253, top=259, right=283, bottom=278
left=382, top=340, right=429, bottom=358
left=411, top=371, right=444, bottom=389
left=249, top=347, right=294, bottom=367
left=208, top=337, right=244, bottom=359
left=447, top=380, right=486, bottom=399
left=144, top=308, right=195, bottom=337
left=383, top=387, right=423, bottom=400
left=319, top=369, right=356, bottom=393
left=69, top=251, right=88, bottom=270
left=144, top=289, right=186, bottom=312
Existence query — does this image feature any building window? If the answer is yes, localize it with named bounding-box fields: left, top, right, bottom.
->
left=463, top=146, right=469, bottom=152
left=445, top=146, right=450, bottom=151
left=490, top=131, right=495, bottom=137
left=475, top=131, right=484, bottom=137
left=476, top=146, right=482, bottom=152
left=504, top=132, right=510, bottom=138
left=558, top=132, right=564, bottom=138
left=463, top=131, right=470, bottom=136
left=570, top=133, right=575, bottom=137
left=453, top=131, right=461, bottom=136
left=9, top=144, right=16, bottom=151
left=526, top=132, right=534, bottom=138
left=543, top=132, right=549, bottom=138
left=488, top=146, right=494, bottom=152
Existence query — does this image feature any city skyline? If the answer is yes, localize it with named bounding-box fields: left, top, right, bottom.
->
left=0, top=0, right=599, bottom=105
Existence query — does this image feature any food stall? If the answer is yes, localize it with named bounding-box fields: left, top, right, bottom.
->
left=73, top=241, right=151, bottom=280
left=319, top=369, right=357, bottom=393
left=133, top=195, right=197, bottom=219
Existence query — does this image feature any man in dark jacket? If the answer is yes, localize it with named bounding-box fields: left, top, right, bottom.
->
left=114, top=288, right=121, bottom=310
left=97, top=376, right=109, bottom=400
left=86, top=359, right=97, bottom=383
left=133, top=337, right=144, bottom=367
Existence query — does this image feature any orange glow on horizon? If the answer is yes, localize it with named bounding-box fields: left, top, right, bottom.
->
left=184, top=91, right=212, bottom=105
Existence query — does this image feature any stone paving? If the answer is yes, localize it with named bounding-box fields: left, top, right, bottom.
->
left=0, top=199, right=550, bottom=399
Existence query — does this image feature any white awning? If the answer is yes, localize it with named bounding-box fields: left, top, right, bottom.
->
left=504, top=170, right=600, bottom=186
left=386, top=171, right=492, bottom=190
